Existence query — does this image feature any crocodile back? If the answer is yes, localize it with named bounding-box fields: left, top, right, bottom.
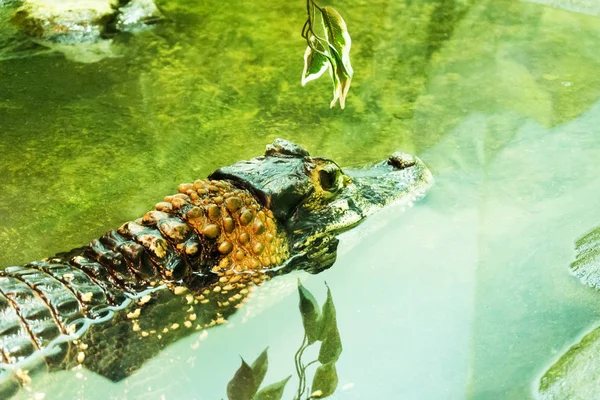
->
left=0, top=178, right=291, bottom=393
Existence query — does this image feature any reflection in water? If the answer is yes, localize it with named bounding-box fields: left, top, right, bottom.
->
left=524, top=0, right=600, bottom=16
left=537, top=224, right=600, bottom=399
left=425, top=0, right=470, bottom=59
left=1, top=0, right=600, bottom=398
left=433, top=102, right=600, bottom=399
left=225, top=283, right=342, bottom=400
left=569, top=225, right=600, bottom=290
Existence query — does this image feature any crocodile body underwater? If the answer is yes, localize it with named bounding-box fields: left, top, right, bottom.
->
left=0, top=139, right=432, bottom=394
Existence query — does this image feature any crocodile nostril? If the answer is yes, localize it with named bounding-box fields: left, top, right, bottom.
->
left=387, top=153, right=416, bottom=170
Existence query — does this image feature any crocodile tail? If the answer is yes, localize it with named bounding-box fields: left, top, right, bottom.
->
left=0, top=253, right=128, bottom=365
left=0, top=218, right=203, bottom=371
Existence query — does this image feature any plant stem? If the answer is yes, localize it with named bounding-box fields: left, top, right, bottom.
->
left=308, top=0, right=322, bottom=12
left=302, top=0, right=331, bottom=59
left=297, top=343, right=309, bottom=397
left=294, top=335, right=308, bottom=400
left=299, top=359, right=320, bottom=397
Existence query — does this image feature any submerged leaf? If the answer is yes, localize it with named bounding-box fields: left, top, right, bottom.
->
left=227, top=359, right=257, bottom=400
left=310, top=362, right=339, bottom=398
left=253, top=376, right=291, bottom=400
left=298, top=280, right=321, bottom=344
left=317, top=285, right=336, bottom=340
left=317, top=287, right=342, bottom=364
left=251, top=348, right=269, bottom=390
left=318, top=323, right=342, bottom=365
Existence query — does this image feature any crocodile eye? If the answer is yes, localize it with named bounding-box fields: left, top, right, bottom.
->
left=318, top=164, right=340, bottom=192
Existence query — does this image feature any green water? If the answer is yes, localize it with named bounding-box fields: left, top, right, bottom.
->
left=1, top=0, right=600, bottom=398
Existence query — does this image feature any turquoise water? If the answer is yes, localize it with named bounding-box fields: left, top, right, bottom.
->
left=1, top=0, right=600, bottom=399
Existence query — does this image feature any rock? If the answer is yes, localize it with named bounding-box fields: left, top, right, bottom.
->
left=12, top=0, right=119, bottom=44
left=570, top=226, right=600, bottom=289
left=537, top=226, right=600, bottom=400
left=11, top=0, right=164, bottom=44
left=116, top=0, right=164, bottom=31
left=9, top=0, right=164, bottom=62
left=538, top=327, right=600, bottom=400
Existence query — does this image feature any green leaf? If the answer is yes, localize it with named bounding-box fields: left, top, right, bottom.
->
left=251, top=348, right=269, bottom=390
left=298, top=280, right=321, bottom=344
left=301, top=38, right=330, bottom=86
left=321, top=6, right=353, bottom=79
left=320, top=6, right=352, bottom=109
left=253, top=376, right=291, bottom=400
left=301, top=4, right=353, bottom=109
left=318, top=323, right=342, bottom=364
left=227, top=359, right=258, bottom=400
left=310, top=362, right=338, bottom=398
left=317, top=286, right=336, bottom=341
left=317, top=286, right=342, bottom=364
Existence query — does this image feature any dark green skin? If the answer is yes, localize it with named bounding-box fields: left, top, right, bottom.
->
left=0, top=139, right=432, bottom=395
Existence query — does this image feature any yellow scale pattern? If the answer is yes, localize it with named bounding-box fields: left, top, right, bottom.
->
left=151, top=179, right=290, bottom=288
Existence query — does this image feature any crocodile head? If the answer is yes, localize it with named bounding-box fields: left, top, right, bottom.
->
left=209, top=139, right=432, bottom=270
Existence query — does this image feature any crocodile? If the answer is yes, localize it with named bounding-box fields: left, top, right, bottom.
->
left=0, top=139, right=432, bottom=395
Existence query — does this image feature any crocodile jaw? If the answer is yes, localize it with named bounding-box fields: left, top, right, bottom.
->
left=288, top=154, right=433, bottom=237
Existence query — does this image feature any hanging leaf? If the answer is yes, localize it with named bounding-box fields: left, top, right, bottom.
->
left=227, top=359, right=258, bottom=400
left=321, top=6, right=352, bottom=109
left=251, top=348, right=269, bottom=390
left=310, top=362, right=339, bottom=398
left=302, top=46, right=329, bottom=85
left=298, top=280, right=321, bottom=344
left=301, top=1, right=353, bottom=109
left=321, top=6, right=353, bottom=79
left=302, top=36, right=330, bottom=86
left=253, top=376, right=291, bottom=400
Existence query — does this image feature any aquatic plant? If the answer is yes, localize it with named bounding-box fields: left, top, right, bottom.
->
left=225, top=282, right=342, bottom=400
left=301, top=0, right=353, bottom=110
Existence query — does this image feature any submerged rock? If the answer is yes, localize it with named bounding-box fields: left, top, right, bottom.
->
left=538, top=226, right=600, bottom=399
left=538, top=326, right=600, bottom=400
left=116, top=0, right=163, bottom=31
left=570, top=226, right=600, bottom=289
left=7, top=0, right=164, bottom=63
left=11, top=0, right=163, bottom=49
left=12, top=0, right=119, bottom=43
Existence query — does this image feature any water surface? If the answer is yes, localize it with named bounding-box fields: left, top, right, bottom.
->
left=1, top=0, right=600, bottom=399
